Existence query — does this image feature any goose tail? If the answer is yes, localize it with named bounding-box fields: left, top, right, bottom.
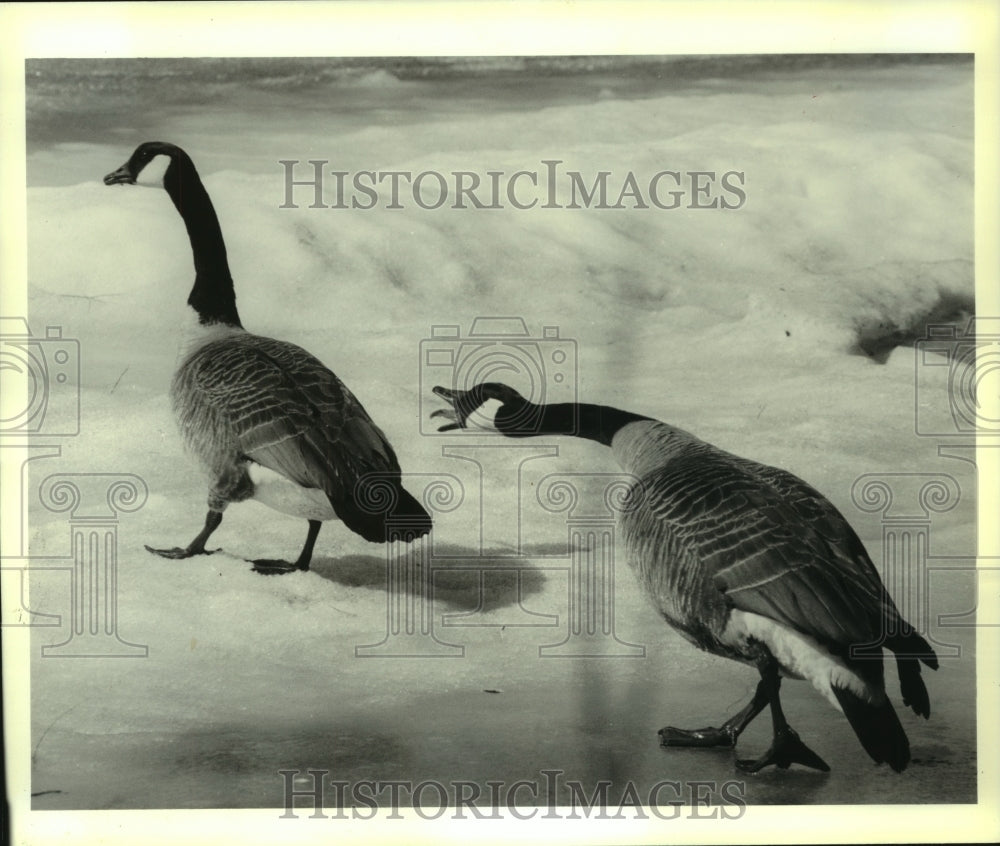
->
left=886, top=630, right=938, bottom=718
left=832, top=686, right=911, bottom=772
left=895, top=653, right=934, bottom=718
left=384, top=485, right=434, bottom=542
left=337, top=479, right=432, bottom=543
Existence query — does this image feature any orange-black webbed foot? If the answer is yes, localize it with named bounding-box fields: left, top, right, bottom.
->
left=659, top=725, right=738, bottom=748
left=735, top=727, right=830, bottom=773
left=252, top=558, right=308, bottom=576
left=144, top=544, right=219, bottom=560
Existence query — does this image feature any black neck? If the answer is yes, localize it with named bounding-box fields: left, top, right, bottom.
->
left=162, top=150, right=242, bottom=327
left=496, top=402, right=650, bottom=446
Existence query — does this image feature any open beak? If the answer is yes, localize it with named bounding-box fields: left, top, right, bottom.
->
left=103, top=162, right=135, bottom=185
left=431, top=385, right=475, bottom=431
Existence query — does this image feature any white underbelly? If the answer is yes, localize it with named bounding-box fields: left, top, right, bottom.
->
left=720, top=609, right=877, bottom=711
left=248, top=464, right=338, bottom=521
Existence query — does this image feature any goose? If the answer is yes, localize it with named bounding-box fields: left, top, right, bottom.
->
left=431, top=382, right=937, bottom=772
left=103, top=141, right=431, bottom=574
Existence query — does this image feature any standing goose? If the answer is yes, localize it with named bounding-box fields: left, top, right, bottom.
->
left=431, top=382, right=937, bottom=772
left=104, top=141, right=431, bottom=574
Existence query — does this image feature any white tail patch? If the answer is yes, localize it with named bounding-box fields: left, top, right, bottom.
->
left=722, top=610, right=879, bottom=711
left=248, top=463, right=337, bottom=522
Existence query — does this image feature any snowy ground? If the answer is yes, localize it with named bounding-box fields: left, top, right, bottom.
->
left=17, top=56, right=979, bottom=813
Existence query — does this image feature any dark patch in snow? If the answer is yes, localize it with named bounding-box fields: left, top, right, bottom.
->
left=310, top=548, right=551, bottom=614
left=851, top=290, right=974, bottom=364
left=380, top=257, right=410, bottom=291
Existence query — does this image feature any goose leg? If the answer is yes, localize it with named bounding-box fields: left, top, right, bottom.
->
left=659, top=677, right=770, bottom=748
left=736, top=662, right=830, bottom=773
left=253, top=520, right=321, bottom=575
left=145, top=510, right=223, bottom=559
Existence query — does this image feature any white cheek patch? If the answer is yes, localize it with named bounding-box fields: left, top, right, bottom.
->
left=466, top=398, right=502, bottom=431
left=136, top=153, right=170, bottom=187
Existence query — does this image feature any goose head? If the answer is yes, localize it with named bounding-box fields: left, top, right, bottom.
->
left=103, top=141, right=181, bottom=187
left=432, top=382, right=540, bottom=435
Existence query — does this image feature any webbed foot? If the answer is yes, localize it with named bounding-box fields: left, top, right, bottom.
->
left=736, top=727, right=830, bottom=773
left=659, top=725, right=738, bottom=748
left=252, top=558, right=308, bottom=575
left=144, top=544, right=219, bottom=560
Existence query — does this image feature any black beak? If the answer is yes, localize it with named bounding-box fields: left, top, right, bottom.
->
left=431, top=385, right=490, bottom=431
left=103, top=162, right=135, bottom=185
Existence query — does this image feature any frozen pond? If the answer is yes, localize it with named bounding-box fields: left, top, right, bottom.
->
left=18, top=55, right=978, bottom=815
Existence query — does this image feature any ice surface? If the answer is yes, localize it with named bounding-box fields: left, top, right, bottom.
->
left=21, top=57, right=976, bottom=809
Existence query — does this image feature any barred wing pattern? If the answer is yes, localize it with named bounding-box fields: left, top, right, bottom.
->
left=172, top=333, right=411, bottom=541
left=624, top=440, right=900, bottom=669
left=726, top=459, right=908, bottom=636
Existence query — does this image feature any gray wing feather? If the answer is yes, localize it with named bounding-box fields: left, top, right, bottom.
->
left=638, top=448, right=898, bottom=652
left=187, top=335, right=400, bottom=499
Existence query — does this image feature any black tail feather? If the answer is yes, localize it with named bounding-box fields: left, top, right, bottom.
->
left=385, top=486, right=434, bottom=541
left=833, top=686, right=910, bottom=773
left=886, top=630, right=939, bottom=671
left=884, top=630, right=937, bottom=718
left=896, top=656, right=932, bottom=718
left=334, top=482, right=432, bottom=543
